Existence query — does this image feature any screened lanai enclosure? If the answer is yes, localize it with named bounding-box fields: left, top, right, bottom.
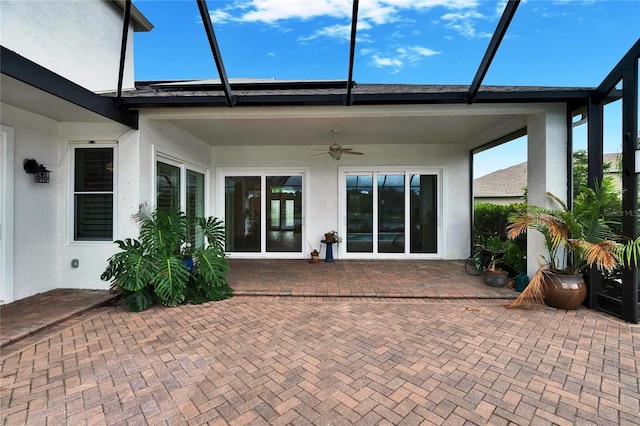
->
left=1, top=0, right=639, bottom=322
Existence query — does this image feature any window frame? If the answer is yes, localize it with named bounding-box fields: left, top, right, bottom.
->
left=338, top=166, right=443, bottom=259
left=69, top=142, right=117, bottom=244
left=217, top=167, right=308, bottom=258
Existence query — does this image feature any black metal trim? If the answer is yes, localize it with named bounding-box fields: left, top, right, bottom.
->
left=620, top=60, right=639, bottom=324
left=466, top=0, right=520, bottom=104
left=345, top=0, right=359, bottom=106
left=596, top=38, right=640, bottom=103
left=116, top=0, right=132, bottom=102
left=118, top=89, right=599, bottom=108
left=196, top=0, right=235, bottom=107
left=1, top=46, right=138, bottom=129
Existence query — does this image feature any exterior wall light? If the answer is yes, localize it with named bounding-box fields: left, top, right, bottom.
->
left=23, top=159, right=51, bottom=183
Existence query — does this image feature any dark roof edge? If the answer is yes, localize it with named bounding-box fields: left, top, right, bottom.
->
left=117, top=89, right=602, bottom=109
left=1, top=46, right=139, bottom=129
left=113, top=0, right=153, bottom=32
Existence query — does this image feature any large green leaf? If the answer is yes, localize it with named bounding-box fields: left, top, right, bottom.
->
left=194, top=247, right=229, bottom=287
left=153, top=256, right=189, bottom=306
left=100, top=238, right=155, bottom=291
left=137, top=207, right=188, bottom=256
left=199, top=216, right=226, bottom=252
left=122, top=287, right=156, bottom=312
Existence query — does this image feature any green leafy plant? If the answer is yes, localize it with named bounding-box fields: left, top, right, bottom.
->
left=101, top=205, right=232, bottom=311
left=505, top=183, right=632, bottom=309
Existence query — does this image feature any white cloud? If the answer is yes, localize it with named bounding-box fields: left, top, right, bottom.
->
left=205, top=0, right=493, bottom=41
left=441, top=10, right=491, bottom=38
left=367, top=45, right=441, bottom=70
left=371, top=55, right=403, bottom=68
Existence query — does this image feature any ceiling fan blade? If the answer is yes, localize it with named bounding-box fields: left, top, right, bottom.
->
left=310, top=152, right=330, bottom=157
left=342, top=151, right=364, bottom=155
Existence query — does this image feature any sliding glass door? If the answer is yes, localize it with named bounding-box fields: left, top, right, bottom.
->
left=343, top=169, right=439, bottom=257
left=223, top=171, right=304, bottom=256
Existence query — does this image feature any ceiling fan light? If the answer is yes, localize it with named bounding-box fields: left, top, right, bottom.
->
left=329, top=151, right=341, bottom=160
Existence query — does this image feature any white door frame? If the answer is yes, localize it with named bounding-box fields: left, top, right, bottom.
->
left=337, top=166, right=443, bottom=259
left=1, top=125, right=15, bottom=304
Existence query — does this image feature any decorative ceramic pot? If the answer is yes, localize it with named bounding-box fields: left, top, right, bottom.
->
left=324, top=233, right=336, bottom=242
left=545, top=274, right=587, bottom=310
left=483, top=269, right=510, bottom=287
left=309, top=253, right=320, bottom=263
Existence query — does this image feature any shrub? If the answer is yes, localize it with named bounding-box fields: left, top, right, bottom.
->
left=101, top=206, right=232, bottom=311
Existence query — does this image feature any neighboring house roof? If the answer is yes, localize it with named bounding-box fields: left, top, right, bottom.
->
left=474, top=153, right=622, bottom=199
left=474, top=162, right=527, bottom=199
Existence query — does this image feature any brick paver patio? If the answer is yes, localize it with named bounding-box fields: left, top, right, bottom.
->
left=1, top=260, right=639, bottom=424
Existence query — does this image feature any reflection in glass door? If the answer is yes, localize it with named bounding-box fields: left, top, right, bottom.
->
left=346, top=174, right=373, bottom=253
left=345, top=171, right=438, bottom=256
left=225, top=176, right=261, bottom=252
left=267, top=176, right=302, bottom=252
left=378, top=174, right=405, bottom=253
left=224, top=173, right=304, bottom=255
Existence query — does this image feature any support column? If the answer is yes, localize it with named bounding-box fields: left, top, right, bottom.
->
left=621, top=62, right=639, bottom=324
left=526, top=105, right=568, bottom=277
left=586, top=99, right=604, bottom=308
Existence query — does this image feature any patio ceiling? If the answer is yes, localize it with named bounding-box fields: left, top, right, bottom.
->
left=144, top=104, right=531, bottom=148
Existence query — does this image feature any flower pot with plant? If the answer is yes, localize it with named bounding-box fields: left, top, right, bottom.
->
left=506, top=182, right=634, bottom=310
left=482, top=236, right=510, bottom=287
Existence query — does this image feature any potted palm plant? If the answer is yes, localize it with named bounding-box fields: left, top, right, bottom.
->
left=505, top=182, right=630, bottom=310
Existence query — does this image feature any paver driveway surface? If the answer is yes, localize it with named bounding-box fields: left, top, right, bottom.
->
left=2, top=297, right=639, bottom=425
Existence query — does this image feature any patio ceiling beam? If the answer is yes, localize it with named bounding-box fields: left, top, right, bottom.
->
left=1, top=46, right=139, bottom=129
left=345, top=0, right=359, bottom=106
left=196, top=0, right=236, bottom=107
left=595, top=38, right=640, bottom=103
left=466, top=0, right=520, bottom=104
left=116, top=0, right=132, bottom=103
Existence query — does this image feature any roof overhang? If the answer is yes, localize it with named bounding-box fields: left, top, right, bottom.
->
left=1, top=46, right=138, bottom=128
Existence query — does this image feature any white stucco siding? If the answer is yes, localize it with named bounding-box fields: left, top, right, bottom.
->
left=211, top=142, right=471, bottom=260
left=138, top=118, right=213, bottom=210
left=0, top=0, right=135, bottom=92
left=2, top=103, right=61, bottom=300
left=57, top=122, right=136, bottom=290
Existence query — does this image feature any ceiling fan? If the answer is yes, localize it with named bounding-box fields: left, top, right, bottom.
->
left=311, top=129, right=364, bottom=160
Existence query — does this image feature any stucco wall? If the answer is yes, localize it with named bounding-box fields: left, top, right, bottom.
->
left=0, top=0, right=135, bottom=92
left=2, top=103, right=61, bottom=300
left=211, top=142, right=471, bottom=260
left=57, top=122, right=138, bottom=291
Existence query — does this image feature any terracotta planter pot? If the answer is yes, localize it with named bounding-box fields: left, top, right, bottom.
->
left=483, top=269, right=510, bottom=287
left=545, top=274, right=587, bottom=310
left=324, top=233, right=336, bottom=242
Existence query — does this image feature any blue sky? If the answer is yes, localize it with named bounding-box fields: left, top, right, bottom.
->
left=132, top=0, right=639, bottom=176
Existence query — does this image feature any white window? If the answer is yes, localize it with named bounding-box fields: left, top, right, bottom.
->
left=72, top=145, right=115, bottom=241
left=156, top=156, right=207, bottom=247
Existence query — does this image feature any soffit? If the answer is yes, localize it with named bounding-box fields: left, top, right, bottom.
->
left=143, top=105, right=531, bottom=148
left=0, top=74, right=114, bottom=123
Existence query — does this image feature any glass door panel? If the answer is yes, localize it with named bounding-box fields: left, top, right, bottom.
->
left=378, top=174, right=405, bottom=253
left=186, top=170, right=205, bottom=248
left=410, top=175, right=438, bottom=253
left=157, top=162, right=180, bottom=211
left=266, top=176, right=302, bottom=252
left=346, top=174, right=373, bottom=253
left=225, top=176, right=261, bottom=252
